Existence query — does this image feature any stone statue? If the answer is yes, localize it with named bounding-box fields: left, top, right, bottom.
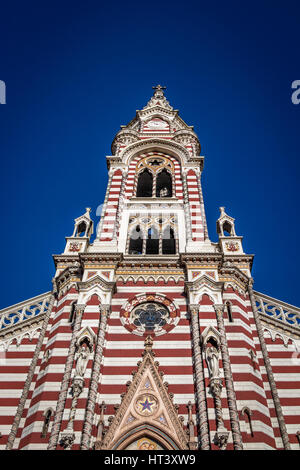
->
left=206, top=345, right=220, bottom=378
left=75, top=344, right=89, bottom=377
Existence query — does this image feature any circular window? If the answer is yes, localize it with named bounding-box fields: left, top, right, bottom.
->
left=131, top=303, right=169, bottom=334
left=120, top=294, right=180, bottom=337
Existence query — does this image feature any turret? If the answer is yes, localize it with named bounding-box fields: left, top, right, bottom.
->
left=63, top=208, right=94, bottom=254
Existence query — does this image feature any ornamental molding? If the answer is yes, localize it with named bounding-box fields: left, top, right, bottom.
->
left=119, top=138, right=193, bottom=167
left=77, top=275, right=115, bottom=293
left=0, top=291, right=52, bottom=338
left=120, top=293, right=180, bottom=337
left=222, top=254, right=254, bottom=270
left=54, top=265, right=81, bottom=294
left=80, top=253, right=123, bottom=265
left=254, top=290, right=300, bottom=337
left=260, top=315, right=300, bottom=340
left=100, top=337, right=189, bottom=450
left=186, top=274, right=223, bottom=293
left=185, top=275, right=223, bottom=305
left=220, top=264, right=250, bottom=292
left=122, top=256, right=181, bottom=268
left=138, top=106, right=176, bottom=121
left=116, top=274, right=185, bottom=285
left=262, top=326, right=298, bottom=348
left=75, top=325, right=97, bottom=350
left=181, top=253, right=223, bottom=266
left=57, top=283, right=78, bottom=299
left=0, top=321, right=43, bottom=351
left=111, top=129, right=140, bottom=155
left=53, top=254, right=81, bottom=269
left=201, top=325, right=221, bottom=347
left=222, top=282, right=246, bottom=296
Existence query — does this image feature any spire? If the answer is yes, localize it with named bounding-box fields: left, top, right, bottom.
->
left=143, top=84, right=173, bottom=111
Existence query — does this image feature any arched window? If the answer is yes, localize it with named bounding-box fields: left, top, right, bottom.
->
left=76, top=221, right=87, bottom=237
left=69, top=302, right=76, bottom=327
left=129, top=225, right=143, bottom=254
left=243, top=408, right=254, bottom=437
left=41, top=409, right=53, bottom=438
left=136, top=170, right=153, bottom=197
left=146, top=226, right=159, bottom=254
left=222, top=221, right=233, bottom=236
left=225, top=302, right=233, bottom=322
left=162, top=226, right=176, bottom=254
left=156, top=169, right=172, bottom=198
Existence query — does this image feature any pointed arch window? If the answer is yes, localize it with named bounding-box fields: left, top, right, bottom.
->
left=69, top=302, right=77, bottom=329
left=146, top=226, right=159, bottom=254
left=156, top=169, right=172, bottom=198
left=129, top=225, right=143, bottom=254
left=162, top=226, right=176, bottom=254
left=225, top=301, right=233, bottom=322
left=135, top=156, right=175, bottom=198
left=41, top=409, right=53, bottom=438
left=76, top=221, right=87, bottom=237
left=242, top=407, right=254, bottom=437
left=222, top=221, right=234, bottom=237
left=136, top=169, right=153, bottom=197
left=127, top=214, right=178, bottom=255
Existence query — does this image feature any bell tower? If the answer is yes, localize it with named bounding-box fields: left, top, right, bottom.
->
left=93, top=84, right=211, bottom=258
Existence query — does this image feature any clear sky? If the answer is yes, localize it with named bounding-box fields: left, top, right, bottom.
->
left=0, top=0, right=299, bottom=308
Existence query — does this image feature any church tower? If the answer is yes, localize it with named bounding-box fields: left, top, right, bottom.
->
left=1, top=86, right=300, bottom=451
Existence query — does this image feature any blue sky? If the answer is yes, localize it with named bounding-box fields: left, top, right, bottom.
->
left=0, top=0, right=299, bottom=308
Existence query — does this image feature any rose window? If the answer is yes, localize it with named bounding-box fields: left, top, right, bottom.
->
left=131, top=303, right=169, bottom=333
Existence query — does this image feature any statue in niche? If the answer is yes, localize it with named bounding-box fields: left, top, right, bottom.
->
left=205, top=344, right=220, bottom=378
left=75, top=342, right=90, bottom=377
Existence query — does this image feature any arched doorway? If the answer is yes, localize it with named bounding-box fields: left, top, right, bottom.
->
left=112, top=424, right=181, bottom=450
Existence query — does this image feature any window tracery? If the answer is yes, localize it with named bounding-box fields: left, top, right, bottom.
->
left=127, top=214, right=178, bottom=255
left=134, top=156, right=174, bottom=198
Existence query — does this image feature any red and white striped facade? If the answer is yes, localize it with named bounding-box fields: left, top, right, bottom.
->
left=1, top=86, right=300, bottom=451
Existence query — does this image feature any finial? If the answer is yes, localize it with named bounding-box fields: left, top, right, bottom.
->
left=152, top=84, right=166, bottom=98
left=219, top=207, right=226, bottom=216
left=84, top=207, right=91, bottom=218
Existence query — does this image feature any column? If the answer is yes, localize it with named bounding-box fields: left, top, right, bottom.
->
left=48, top=304, right=85, bottom=450
left=189, top=304, right=210, bottom=450
left=80, top=304, right=110, bottom=450
left=214, top=304, right=243, bottom=450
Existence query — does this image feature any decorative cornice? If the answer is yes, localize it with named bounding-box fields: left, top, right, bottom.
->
left=53, top=254, right=81, bottom=268
left=186, top=274, right=224, bottom=293
left=77, top=275, right=115, bottom=293
left=0, top=291, right=52, bottom=337
left=259, top=315, right=300, bottom=339
left=79, top=253, right=123, bottom=265
left=0, top=315, right=45, bottom=345
left=119, top=138, right=196, bottom=167
left=121, top=256, right=181, bottom=269
left=222, top=254, right=254, bottom=270
left=181, top=253, right=223, bottom=266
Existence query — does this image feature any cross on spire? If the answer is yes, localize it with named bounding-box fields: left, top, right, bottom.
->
left=152, top=84, right=166, bottom=92
left=152, top=84, right=166, bottom=99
